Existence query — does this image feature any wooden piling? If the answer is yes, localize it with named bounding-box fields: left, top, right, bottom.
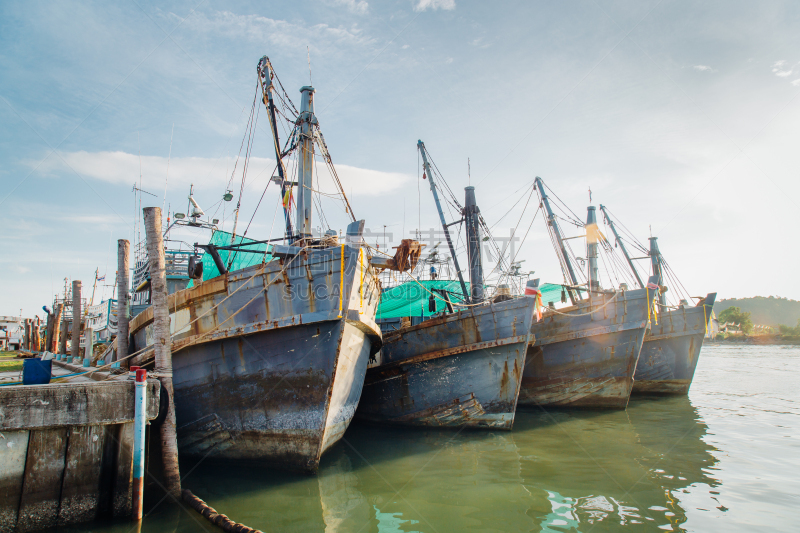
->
left=45, top=311, right=55, bottom=353
left=143, top=207, right=182, bottom=498
left=52, top=304, right=64, bottom=353
left=33, top=317, right=41, bottom=352
left=59, top=306, right=68, bottom=355
left=117, top=239, right=131, bottom=368
left=23, top=320, right=31, bottom=351
left=71, top=281, right=82, bottom=361
left=84, top=327, right=93, bottom=365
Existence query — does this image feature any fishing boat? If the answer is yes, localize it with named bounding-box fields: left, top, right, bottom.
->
left=599, top=206, right=716, bottom=394
left=127, top=56, right=414, bottom=472
left=518, top=178, right=651, bottom=409
left=356, top=141, right=537, bottom=429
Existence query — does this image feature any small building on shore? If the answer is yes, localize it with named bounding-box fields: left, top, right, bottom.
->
left=0, top=316, right=25, bottom=351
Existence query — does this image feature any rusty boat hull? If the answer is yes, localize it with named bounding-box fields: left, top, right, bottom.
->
left=130, top=243, right=381, bottom=472
left=356, top=296, right=536, bottom=429
left=519, top=289, right=651, bottom=409
left=632, top=293, right=716, bottom=395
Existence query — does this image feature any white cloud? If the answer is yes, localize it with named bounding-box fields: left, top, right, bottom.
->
left=445, top=57, right=454, bottom=64
left=401, top=44, right=410, bottom=49
left=331, top=0, right=369, bottom=14
left=33, top=151, right=411, bottom=198
left=693, top=65, right=713, bottom=72
left=173, top=11, right=375, bottom=49
left=413, top=0, right=456, bottom=12
left=771, top=59, right=793, bottom=78
left=792, top=79, right=800, bottom=87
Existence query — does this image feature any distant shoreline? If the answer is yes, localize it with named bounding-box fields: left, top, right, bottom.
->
left=707, top=335, right=800, bottom=346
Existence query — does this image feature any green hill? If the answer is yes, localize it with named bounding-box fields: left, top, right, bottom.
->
left=714, top=296, right=800, bottom=328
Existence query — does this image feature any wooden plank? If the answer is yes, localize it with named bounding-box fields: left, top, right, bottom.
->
left=16, top=428, right=68, bottom=532
left=0, top=430, right=30, bottom=533
left=0, top=380, right=160, bottom=431
left=57, top=425, right=105, bottom=526
left=112, top=422, right=134, bottom=518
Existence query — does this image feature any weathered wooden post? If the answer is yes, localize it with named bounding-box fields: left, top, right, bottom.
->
left=52, top=304, right=64, bottom=353
left=59, top=307, right=68, bottom=355
left=71, top=280, right=82, bottom=361
left=32, top=317, right=41, bottom=352
left=143, top=207, right=182, bottom=498
left=23, top=320, right=31, bottom=350
left=45, top=311, right=55, bottom=352
left=83, top=326, right=94, bottom=366
left=117, top=239, right=131, bottom=368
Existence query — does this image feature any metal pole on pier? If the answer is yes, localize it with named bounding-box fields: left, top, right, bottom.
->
left=71, top=280, right=82, bottom=361
left=132, top=368, right=147, bottom=521
left=599, top=205, right=644, bottom=288
left=117, top=240, right=131, bottom=368
left=143, top=207, right=182, bottom=498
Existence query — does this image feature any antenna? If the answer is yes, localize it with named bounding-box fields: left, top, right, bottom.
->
left=468, top=158, right=471, bottom=186
left=163, top=123, right=174, bottom=211
left=307, top=46, right=312, bottom=85
left=588, top=186, right=592, bottom=204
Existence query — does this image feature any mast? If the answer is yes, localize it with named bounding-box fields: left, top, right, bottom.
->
left=464, top=186, right=484, bottom=302
left=417, top=140, right=469, bottom=303
left=585, top=206, right=600, bottom=293
left=649, top=237, right=666, bottom=307
left=295, top=86, right=316, bottom=240
left=90, top=268, right=99, bottom=306
left=599, top=205, right=643, bottom=288
left=534, top=177, right=579, bottom=304
left=257, top=56, right=294, bottom=241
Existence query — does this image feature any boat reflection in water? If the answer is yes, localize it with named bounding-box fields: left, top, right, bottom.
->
left=521, top=395, right=720, bottom=531
left=164, top=395, right=718, bottom=532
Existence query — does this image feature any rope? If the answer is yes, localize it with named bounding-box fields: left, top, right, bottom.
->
left=183, top=489, right=263, bottom=533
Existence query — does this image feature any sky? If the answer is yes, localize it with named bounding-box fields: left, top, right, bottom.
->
left=1, top=0, right=799, bottom=319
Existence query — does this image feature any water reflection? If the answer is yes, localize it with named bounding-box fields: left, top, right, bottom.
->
left=57, top=395, right=718, bottom=533
left=168, top=395, right=719, bottom=532
left=516, top=395, right=719, bottom=531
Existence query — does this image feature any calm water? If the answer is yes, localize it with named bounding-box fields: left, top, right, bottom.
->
left=67, top=344, right=799, bottom=532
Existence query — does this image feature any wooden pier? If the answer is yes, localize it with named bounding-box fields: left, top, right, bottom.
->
left=0, top=361, right=160, bottom=532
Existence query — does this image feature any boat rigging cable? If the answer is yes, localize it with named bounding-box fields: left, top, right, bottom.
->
left=227, top=82, right=261, bottom=250
left=414, top=143, right=532, bottom=296
left=600, top=206, right=693, bottom=305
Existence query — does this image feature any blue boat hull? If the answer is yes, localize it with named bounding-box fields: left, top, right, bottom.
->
left=357, top=297, right=536, bottom=429
left=632, top=293, right=716, bottom=395
left=519, top=289, right=651, bottom=409
left=131, top=243, right=381, bottom=472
